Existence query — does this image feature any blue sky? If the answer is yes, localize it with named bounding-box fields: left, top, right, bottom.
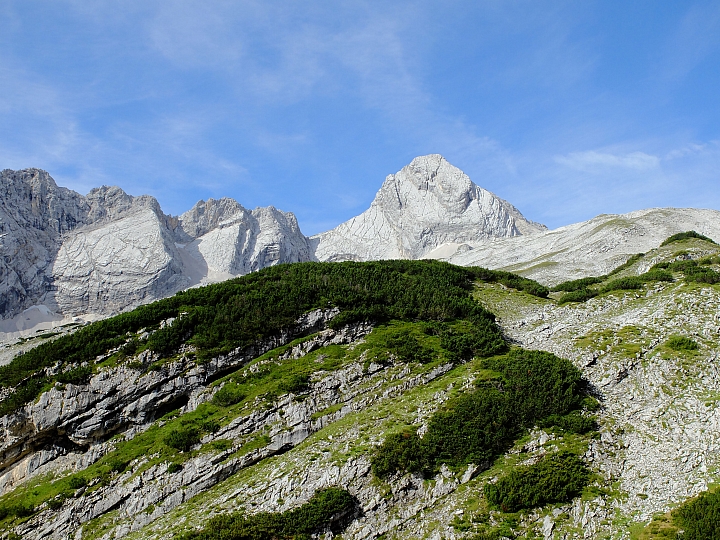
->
left=1, top=1, right=719, bottom=234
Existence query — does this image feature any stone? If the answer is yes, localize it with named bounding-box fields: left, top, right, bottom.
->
left=311, top=154, right=546, bottom=262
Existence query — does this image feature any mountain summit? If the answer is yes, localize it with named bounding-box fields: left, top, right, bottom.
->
left=311, top=154, right=547, bottom=261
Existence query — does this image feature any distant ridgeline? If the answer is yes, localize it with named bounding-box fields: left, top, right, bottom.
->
left=550, top=230, right=720, bottom=305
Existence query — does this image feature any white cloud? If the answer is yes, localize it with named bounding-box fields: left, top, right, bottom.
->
left=555, top=150, right=660, bottom=172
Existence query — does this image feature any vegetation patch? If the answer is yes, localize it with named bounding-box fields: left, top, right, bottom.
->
left=484, top=452, right=590, bottom=512
left=174, top=487, right=358, bottom=539
left=639, top=488, right=720, bottom=539
left=652, top=258, right=720, bottom=284
left=0, top=260, right=545, bottom=415
left=661, top=230, right=717, bottom=246
left=558, top=288, right=598, bottom=305
left=371, top=348, right=593, bottom=478
left=665, top=335, right=699, bottom=352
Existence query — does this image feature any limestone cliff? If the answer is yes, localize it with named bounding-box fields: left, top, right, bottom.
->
left=311, top=154, right=547, bottom=262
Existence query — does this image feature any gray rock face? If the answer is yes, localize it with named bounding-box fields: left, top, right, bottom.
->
left=174, top=198, right=312, bottom=279
left=0, top=171, right=312, bottom=325
left=0, top=169, right=87, bottom=318
left=311, top=154, right=547, bottom=261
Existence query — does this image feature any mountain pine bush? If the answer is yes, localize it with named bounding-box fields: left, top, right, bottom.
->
left=484, top=452, right=589, bottom=512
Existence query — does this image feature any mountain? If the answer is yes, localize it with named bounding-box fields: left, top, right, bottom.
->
left=0, top=156, right=547, bottom=333
left=311, top=154, right=547, bottom=262
left=445, top=207, right=720, bottom=285
left=0, top=170, right=311, bottom=334
left=1, top=237, right=720, bottom=539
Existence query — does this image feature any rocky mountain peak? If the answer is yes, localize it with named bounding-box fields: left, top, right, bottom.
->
left=178, top=197, right=249, bottom=239
left=311, top=154, right=547, bottom=262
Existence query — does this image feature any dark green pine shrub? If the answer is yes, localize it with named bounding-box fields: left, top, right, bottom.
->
left=673, top=490, right=720, bottom=540
left=666, top=335, right=699, bottom=351
left=551, top=277, right=604, bottom=293
left=277, top=374, right=311, bottom=394
left=484, top=452, right=590, bottom=512
left=372, top=349, right=588, bottom=477
left=164, top=427, right=201, bottom=452
left=370, top=429, right=430, bottom=478
left=661, top=231, right=717, bottom=246
left=175, top=487, right=358, bottom=540
left=212, top=382, right=247, bottom=407
left=557, top=288, right=598, bottom=305
left=0, top=260, right=521, bottom=416
left=68, top=475, right=87, bottom=490
left=601, top=276, right=644, bottom=293
left=539, top=411, right=597, bottom=434
left=470, top=268, right=550, bottom=298
left=384, top=329, right=434, bottom=364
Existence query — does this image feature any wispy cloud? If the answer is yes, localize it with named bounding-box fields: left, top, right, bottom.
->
left=555, top=150, right=660, bottom=172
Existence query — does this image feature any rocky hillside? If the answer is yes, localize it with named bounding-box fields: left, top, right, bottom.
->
left=445, top=207, right=720, bottom=286
left=0, top=235, right=719, bottom=539
left=311, top=154, right=547, bottom=262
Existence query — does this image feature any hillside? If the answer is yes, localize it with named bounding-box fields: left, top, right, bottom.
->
left=0, top=234, right=719, bottom=539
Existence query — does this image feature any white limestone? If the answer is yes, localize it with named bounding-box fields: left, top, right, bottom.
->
left=0, top=170, right=312, bottom=330
left=447, top=207, right=720, bottom=285
left=311, top=154, right=546, bottom=261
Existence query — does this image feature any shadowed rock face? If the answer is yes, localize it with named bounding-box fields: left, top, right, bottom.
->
left=310, top=154, right=547, bottom=262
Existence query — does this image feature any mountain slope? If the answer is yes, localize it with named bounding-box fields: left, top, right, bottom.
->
left=311, top=154, right=547, bottom=262
left=447, top=207, right=720, bottom=285
left=2, top=239, right=720, bottom=539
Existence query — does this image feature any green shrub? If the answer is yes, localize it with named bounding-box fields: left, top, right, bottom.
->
left=55, top=365, right=92, bottom=385
left=421, top=387, right=517, bottom=468
left=167, top=463, right=183, bottom=474
left=439, top=321, right=508, bottom=361
left=673, top=489, right=720, bottom=539
left=601, top=277, right=644, bottom=293
left=277, top=374, right=311, bottom=394
left=384, top=329, right=433, bottom=364
left=210, top=439, right=233, bottom=451
left=107, top=457, right=131, bottom=473
left=661, top=231, right=717, bottom=246
left=469, top=268, right=549, bottom=298
left=371, top=429, right=429, bottom=479
left=164, top=427, right=201, bottom=452
left=0, top=260, right=511, bottom=415
left=68, top=475, right=87, bottom=490
left=211, top=383, right=247, bottom=407
left=0, top=501, right=35, bottom=519
left=539, top=411, right=597, bottom=434
left=46, top=496, right=65, bottom=510
left=484, top=452, right=590, bottom=512
left=638, top=269, right=674, bottom=283
left=551, top=277, right=604, bottom=293
left=372, top=349, right=588, bottom=477
left=558, top=288, right=598, bottom=305
left=666, top=335, right=699, bottom=351
left=175, top=487, right=358, bottom=540
left=198, top=419, right=220, bottom=434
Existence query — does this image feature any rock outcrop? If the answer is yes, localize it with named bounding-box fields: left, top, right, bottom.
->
left=174, top=198, right=312, bottom=280
left=0, top=171, right=313, bottom=327
left=311, top=154, right=547, bottom=261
